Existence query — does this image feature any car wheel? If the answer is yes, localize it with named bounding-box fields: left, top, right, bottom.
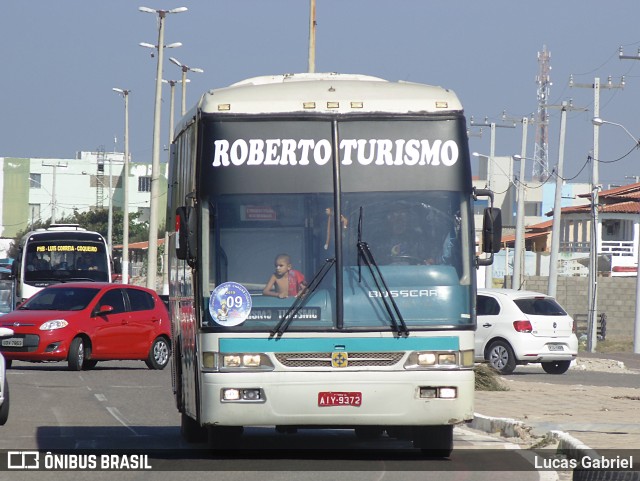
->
left=83, top=360, right=98, bottom=370
left=145, top=337, right=170, bottom=370
left=0, top=378, right=9, bottom=425
left=541, top=360, right=571, bottom=374
left=68, top=337, right=85, bottom=371
left=486, top=340, right=516, bottom=374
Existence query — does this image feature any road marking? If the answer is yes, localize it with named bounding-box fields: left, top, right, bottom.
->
left=94, top=393, right=107, bottom=402
left=106, top=407, right=139, bottom=435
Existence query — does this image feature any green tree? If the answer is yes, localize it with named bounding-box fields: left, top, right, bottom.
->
left=7, top=209, right=155, bottom=258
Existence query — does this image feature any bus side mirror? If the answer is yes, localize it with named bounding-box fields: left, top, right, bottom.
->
left=176, top=206, right=197, bottom=266
left=482, top=207, right=502, bottom=254
left=473, top=188, right=502, bottom=267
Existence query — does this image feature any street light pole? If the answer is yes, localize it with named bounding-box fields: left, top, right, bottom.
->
left=512, top=153, right=526, bottom=291
left=512, top=117, right=529, bottom=290
left=570, top=75, right=624, bottom=352
left=139, top=5, right=187, bottom=290
left=549, top=103, right=568, bottom=298
left=113, top=88, right=131, bottom=284
left=169, top=57, right=203, bottom=116
left=547, top=100, right=587, bottom=298
left=308, top=0, right=316, bottom=73
left=107, top=156, right=113, bottom=254
left=162, top=78, right=184, bottom=294
left=592, top=116, right=640, bottom=354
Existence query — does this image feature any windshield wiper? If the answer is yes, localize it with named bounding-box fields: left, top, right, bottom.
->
left=356, top=207, right=409, bottom=337
left=270, top=257, right=336, bottom=338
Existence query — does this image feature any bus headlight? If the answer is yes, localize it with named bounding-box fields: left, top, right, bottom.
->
left=221, top=388, right=265, bottom=403
left=438, top=387, right=457, bottom=399
left=206, top=353, right=274, bottom=371
left=419, top=387, right=458, bottom=399
left=405, top=351, right=467, bottom=369
left=242, top=354, right=261, bottom=367
left=223, top=355, right=242, bottom=367
left=437, top=353, right=456, bottom=365
left=417, top=353, right=436, bottom=366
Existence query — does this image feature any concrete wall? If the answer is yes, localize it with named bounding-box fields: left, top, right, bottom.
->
left=520, top=276, right=637, bottom=341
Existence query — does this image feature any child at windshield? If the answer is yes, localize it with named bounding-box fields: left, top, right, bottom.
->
left=262, top=254, right=307, bottom=298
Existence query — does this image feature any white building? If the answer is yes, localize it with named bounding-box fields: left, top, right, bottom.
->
left=0, top=152, right=168, bottom=240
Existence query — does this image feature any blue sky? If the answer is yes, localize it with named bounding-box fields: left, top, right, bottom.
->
left=2, top=1, right=640, bottom=186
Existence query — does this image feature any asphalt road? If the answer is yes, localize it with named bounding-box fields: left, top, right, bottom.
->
left=506, top=354, right=640, bottom=387
left=0, top=359, right=552, bottom=481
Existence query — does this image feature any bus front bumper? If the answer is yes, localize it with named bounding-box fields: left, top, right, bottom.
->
left=198, top=369, right=474, bottom=427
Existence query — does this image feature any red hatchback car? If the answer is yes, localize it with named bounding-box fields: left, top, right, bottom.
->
left=0, top=283, right=171, bottom=371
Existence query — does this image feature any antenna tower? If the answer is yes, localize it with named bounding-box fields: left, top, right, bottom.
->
left=534, top=45, right=551, bottom=181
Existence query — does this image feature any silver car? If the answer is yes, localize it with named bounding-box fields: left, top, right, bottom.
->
left=475, top=289, right=579, bottom=374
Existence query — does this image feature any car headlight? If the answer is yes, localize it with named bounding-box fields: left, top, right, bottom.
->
left=40, top=319, right=69, bottom=331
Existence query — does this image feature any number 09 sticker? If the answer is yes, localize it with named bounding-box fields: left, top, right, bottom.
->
left=209, top=282, right=252, bottom=327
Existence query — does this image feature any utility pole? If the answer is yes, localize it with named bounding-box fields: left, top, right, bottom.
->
left=502, top=113, right=533, bottom=290
left=547, top=100, right=587, bottom=298
left=570, top=75, right=625, bottom=352
left=469, top=116, right=516, bottom=287
left=514, top=118, right=527, bottom=291
left=308, top=0, right=316, bottom=73
left=619, top=47, right=640, bottom=353
left=41, top=161, right=68, bottom=224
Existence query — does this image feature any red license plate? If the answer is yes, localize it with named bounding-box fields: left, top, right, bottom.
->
left=318, top=391, right=362, bottom=407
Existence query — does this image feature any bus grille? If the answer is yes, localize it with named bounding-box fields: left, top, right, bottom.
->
left=275, top=352, right=404, bottom=368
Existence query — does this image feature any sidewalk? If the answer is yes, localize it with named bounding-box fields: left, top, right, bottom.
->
left=471, top=353, right=640, bottom=478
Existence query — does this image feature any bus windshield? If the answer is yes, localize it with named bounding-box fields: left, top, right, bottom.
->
left=23, top=239, right=110, bottom=283
left=203, top=190, right=472, bottom=332
left=193, top=116, right=475, bottom=333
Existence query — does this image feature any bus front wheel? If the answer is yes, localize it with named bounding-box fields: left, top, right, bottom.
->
left=180, top=413, right=207, bottom=443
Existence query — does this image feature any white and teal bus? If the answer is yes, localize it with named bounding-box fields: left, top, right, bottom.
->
left=168, top=73, right=501, bottom=456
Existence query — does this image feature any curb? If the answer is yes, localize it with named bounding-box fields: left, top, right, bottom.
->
left=472, top=413, right=640, bottom=481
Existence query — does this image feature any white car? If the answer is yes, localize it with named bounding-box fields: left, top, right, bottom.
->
left=0, top=327, right=12, bottom=425
left=475, top=289, right=578, bottom=374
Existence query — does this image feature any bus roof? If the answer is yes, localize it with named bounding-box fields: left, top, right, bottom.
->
left=19, top=227, right=106, bottom=248
left=39, top=224, right=86, bottom=231
left=196, top=72, right=464, bottom=117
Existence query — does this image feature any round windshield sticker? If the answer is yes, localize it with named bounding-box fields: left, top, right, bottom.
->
left=209, top=282, right=252, bottom=327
